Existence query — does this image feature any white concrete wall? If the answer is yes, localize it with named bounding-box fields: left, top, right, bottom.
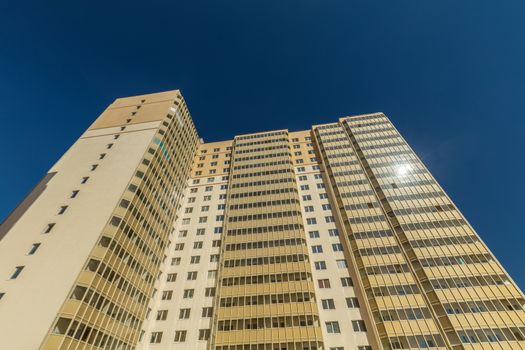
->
left=296, top=164, right=372, bottom=350
left=138, top=174, right=227, bottom=350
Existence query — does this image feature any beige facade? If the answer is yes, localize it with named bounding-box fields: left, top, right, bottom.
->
left=0, top=91, right=523, bottom=350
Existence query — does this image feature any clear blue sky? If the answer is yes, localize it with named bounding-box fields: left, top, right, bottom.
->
left=0, top=1, right=524, bottom=287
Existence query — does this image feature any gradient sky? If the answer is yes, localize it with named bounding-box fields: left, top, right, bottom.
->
left=0, top=1, right=524, bottom=287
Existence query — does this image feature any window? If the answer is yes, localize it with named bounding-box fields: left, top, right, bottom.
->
left=10, top=266, right=24, bottom=279
left=307, top=218, right=317, bottom=225
left=179, top=308, right=191, bottom=319
left=114, top=134, right=120, bottom=140
left=70, top=190, right=79, bottom=198
left=201, top=205, right=210, bottom=211
left=352, top=320, right=367, bottom=332
left=216, top=215, right=225, bottom=221
left=309, top=230, right=320, bottom=238
left=322, top=299, right=336, bottom=309
left=318, top=279, right=331, bottom=288
left=315, top=261, right=327, bottom=270
left=188, top=197, right=196, bottom=203
left=212, top=240, right=221, bottom=247
left=302, top=195, right=312, bottom=201
left=325, top=216, right=335, bottom=223
left=319, top=193, right=328, bottom=199
left=203, top=195, right=211, bottom=201
left=185, top=207, right=193, bottom=214
left=336, top=260, right=348, bottom=268
left=166, top=273, right=177, bottom=282
left=183, top=289, right=194, bottom=298
left=300, top=185, right=310, bottom=190
left=174, top=330, right=187, bottom=342
left=81, top=176, right=89, bottom=184
left=304, top=206, right=314, bottom=212
left=57, top=206, right=68, bottom=215
left=119, top=199, right=130, bottom=208
left=346, top=297, right=360, bottom=308
left=358, top=347, right=372, bottom=350
left=312, top=245, right=323, bottom=253
left=161, top=290, right=173, bottom=300
left=332, top=244, right=344, bottom=252
left=199, top=217, right=207, bottom=223
left=205, top=186, right=213, bottom=192
left=322, top=204, right=331, bottom=210
left=174, top=243, right=185, bottom=251
left=196, top=228, right=205, bottom=235
left=214, top=227, right=223, bottom=234
left=326, top=321, right=341, bottom=333
left=28, top=243, right=41, bottom=255
left=99, top=153, right=106, bottom=159
left=44, top=223, right=55, bottom=234
left=110, top=216, right=121, bottom=227
left=190, top=256, right=201, bottom=264
left=341, top=277, right=353, bottom=287
left=107, top=143, right=113, bottom=149
left=328, top=229, right=339, bottom=236
left=202, top=307, right=213, bottom=317
left=205, top=287, right=216, bottom=297
left=193, top=241, right=203, bottom=249
left=150, top=332, right=163, bottom=343
left=91, top=164, right=98, bottom=171
left=208, top=270, right=217, bottom=278
left=171, top=257, right=181, bottom=266
left=218, top=204, right=226, bottom=210
left=156, top=310, right=168, bottom=320
left=198, top=329, right=211, bottom=340
left=187, top=271, right=198, bottom=280
left=178, top=230, right=188, bottom=237
left=210, top=254, right=220, bottom=262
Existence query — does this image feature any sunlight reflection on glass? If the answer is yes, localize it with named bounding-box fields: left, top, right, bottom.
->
left=396, top=164, right=412, bottom=176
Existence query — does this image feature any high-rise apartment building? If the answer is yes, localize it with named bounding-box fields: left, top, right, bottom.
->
left=0, top=90, right=523, bottom=350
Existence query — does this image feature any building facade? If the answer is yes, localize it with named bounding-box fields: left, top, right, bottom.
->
left=0, top=90, right=523, bottom=350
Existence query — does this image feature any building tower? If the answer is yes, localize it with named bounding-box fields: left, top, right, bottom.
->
left=0, top=90, right=200, bottom=349
left=0, top=90, right=523, bottom=350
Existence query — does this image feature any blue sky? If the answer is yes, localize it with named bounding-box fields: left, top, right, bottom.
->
left=0, top=1, right=524, bottom=287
